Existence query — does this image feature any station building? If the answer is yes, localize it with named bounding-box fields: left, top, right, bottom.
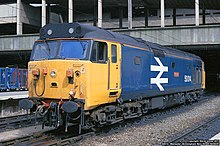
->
left=0, top=0, right=220, bottom=90
left=0, top=0, right=220, bottom=35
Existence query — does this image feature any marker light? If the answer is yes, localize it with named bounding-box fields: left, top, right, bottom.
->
left=42, top=68, right=47, bottom=75
left=66, top=69, right=73, bottom=77
left=50, top=70, right=56, bottom=78
left=47, top=29, right=53, bottom=35
left=69, top=28, right=74, bottom=34
left=32, top=68, right=40, bottom=76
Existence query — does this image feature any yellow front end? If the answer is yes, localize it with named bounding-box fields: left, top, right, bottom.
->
left=28, top=60, right=88, bottom=100
left=28, top=41, right=122, bottom=111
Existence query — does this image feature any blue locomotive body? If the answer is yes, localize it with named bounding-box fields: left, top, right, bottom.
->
left=120, top=44, right=203, bottom=102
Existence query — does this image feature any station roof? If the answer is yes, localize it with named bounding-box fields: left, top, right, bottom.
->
left=1, top=0, right=220, bottom=10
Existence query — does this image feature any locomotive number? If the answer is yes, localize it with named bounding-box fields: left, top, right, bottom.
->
left=184, top=75, right=192, bottom=82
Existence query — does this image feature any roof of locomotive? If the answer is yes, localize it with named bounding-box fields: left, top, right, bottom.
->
left=40, top=23, right=201, bottom=60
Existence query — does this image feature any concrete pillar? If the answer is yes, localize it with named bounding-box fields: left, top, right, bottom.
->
left=160, top=0, right=165, bottom=27
left=145, top=7, right=149, bottom=27
left=93, top=0, right=97, bottom=26
left=42, top=0, right=46, bottom=27
left=97, top=0, right=102, bottom=27
left=202, top=8, right=206, bottom=24
left=119, top=7, right=123, bottom=29
left=128, top=0, right=132, bottom=29
left=47, top=3, right=51, bottom=24
left=68, top=0, right=74, bottom=23
left=195, top=0, right=199, bottom=26
left=1, top=102, right=3, bottom=117
left=173, top=8, right=176, bottom=26
left=16, top=0, right=22, bottom=35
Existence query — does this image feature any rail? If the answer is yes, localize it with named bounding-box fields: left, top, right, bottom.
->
left=167, top=112, right=220, bottom=144
left=1, top=128, right=94, bottom=146
left=0, top=114, right=42, bottom=132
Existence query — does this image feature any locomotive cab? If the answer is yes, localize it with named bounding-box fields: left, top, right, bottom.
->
left=28, top=39, right=121, bottom=109
left=19, top=23, right=122, bottom=132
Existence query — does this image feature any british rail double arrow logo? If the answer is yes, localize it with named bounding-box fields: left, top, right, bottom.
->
left=150, top=57, right=168, bottom=91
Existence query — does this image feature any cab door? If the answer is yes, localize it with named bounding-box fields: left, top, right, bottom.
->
left=107, top=42, right=121, bottom=99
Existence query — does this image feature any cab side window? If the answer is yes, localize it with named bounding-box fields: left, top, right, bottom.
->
left=111, top=44, right=117, bottom=63
left=91, top=41, right=108, bottom=63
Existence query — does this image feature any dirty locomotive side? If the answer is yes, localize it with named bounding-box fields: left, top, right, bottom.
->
left=19, top=23, right=205, bottom=133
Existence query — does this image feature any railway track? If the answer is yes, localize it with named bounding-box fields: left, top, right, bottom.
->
left=165, top=111, right=220, bottom=145
left=0, top=93, right=218, bottom=145
left=1, top=128, right=95, bottom=146
left=0, top=114, right=42, bottom=132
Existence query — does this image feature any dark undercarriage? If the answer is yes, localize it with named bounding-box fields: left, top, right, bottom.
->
left=22, top=89, right=203, bottom=134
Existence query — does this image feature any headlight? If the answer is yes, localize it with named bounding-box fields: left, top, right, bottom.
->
left=50, top=70, right=56, bottom=78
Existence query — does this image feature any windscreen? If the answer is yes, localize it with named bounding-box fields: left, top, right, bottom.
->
left=59, top=41, right=89, bottom=59
left=30, top=40, right=91, bottom=61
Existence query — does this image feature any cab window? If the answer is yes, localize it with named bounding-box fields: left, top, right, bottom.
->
left=111, top=44, right=117, bottom=63
left=91, top=41, right=108, bottom=63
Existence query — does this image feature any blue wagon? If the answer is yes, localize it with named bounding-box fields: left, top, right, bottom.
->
left=0, top=68, right=28, bottom=91
left=0, top=68, right=7, bottom=91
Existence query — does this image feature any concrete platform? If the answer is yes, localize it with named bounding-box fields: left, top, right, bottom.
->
left=0, top=125, right=54, bottom=142
left=0, top=91, right=28, bottom=117
left=210, top=132, right=220, bottom=140
left=0, top=91, right=28, bottom=100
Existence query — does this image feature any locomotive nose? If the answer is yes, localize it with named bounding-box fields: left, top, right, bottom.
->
left=28, top=60, right=81, bottom=99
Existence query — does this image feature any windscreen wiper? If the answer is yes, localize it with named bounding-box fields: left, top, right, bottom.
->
left=44, top=41, right=50, bottom=55
left=77, top=38, right=86, bottom=55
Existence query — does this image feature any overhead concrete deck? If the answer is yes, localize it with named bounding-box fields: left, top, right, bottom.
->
left=0, top=34, right=38, bottom=51
left=3, top=0, right=220, bottom=9
left=116, top=24, right=220, bottom=47
left=0, top=24, right=220, bottom=51
left=1, top=0, right=220, bottom=35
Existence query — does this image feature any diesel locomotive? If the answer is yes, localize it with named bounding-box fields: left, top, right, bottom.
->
left=19, top=23, right=205, bottom=133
